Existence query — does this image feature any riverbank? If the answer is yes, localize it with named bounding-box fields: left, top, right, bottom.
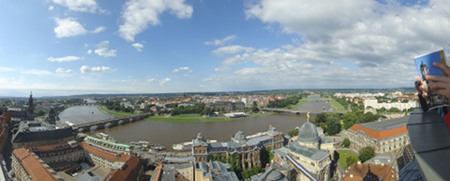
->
left=146, top=112, right=275, bottom=123
left=98, top=105, right=137, bottom=117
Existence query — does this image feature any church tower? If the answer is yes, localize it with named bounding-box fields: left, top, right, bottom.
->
left=27, top=92, right=35, bottom=120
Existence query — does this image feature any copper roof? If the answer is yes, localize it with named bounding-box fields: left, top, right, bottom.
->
left=342, top=163, right=397, bottom=181
left=349, top=124, right=407, bottom=140
left=80, top=142, right=130, bottom=162
left=12, top=148, right=61, bottom=181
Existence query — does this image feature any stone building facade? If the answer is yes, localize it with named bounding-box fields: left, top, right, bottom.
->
left=192, top=126, right=286, bottom=170
left=347, top=117, right=410, bottom=154
left=29, top=141, right=83, bottom=171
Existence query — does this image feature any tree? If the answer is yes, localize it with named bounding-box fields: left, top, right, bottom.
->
left=359, top=147, right=375, bottom=163
left=287, top=129, right=299, bottom=137
left=326, top=119, right=341, bottom=135
left=343, top=138, right=350, bottom=148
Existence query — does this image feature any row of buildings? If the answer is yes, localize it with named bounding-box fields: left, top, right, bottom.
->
left=10, top=133, right=146, bottom=181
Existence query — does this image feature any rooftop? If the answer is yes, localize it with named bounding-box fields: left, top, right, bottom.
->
left=360, top=117, right=409, bottom=131
left=288, top=141, right=329, bottom=161
left=342, top=163, right=397, bottom=181
left=12, top=121, right=73, bottom=143
left=107, top=156, right=143, bottom=181
left=12, top=148, right=62, bottom=181
left=80, top=142, right=130, bottom=163
left=349, top=117, right=408, bottom=140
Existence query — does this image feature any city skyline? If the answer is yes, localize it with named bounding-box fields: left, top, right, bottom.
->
left=1, top=0, right=450, bottom=97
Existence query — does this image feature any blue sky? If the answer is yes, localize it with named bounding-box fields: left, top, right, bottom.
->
left=0, top=0, right=450, bottom=96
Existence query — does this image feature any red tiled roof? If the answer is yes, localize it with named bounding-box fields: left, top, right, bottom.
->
left=80, top=142, right=130, bottom=162
left=349, top=124, right=407, bottom=140
left=12, top=148, right=61, bottom=181
left=342, top=163, right=397, bottom=181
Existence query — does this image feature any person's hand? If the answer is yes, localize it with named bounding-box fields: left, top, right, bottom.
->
left=426, top=62, right=450, bottom=99
left=415, top=77, right=428, bottom=99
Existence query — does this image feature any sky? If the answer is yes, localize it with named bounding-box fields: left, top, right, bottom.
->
left=1, top=0, right=450, bottom=97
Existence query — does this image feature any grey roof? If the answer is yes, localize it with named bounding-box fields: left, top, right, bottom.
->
left=247, top=135, right=272, bottom=146
left=164, top=157, right=193, bottom=163
left=161, top=165, right=176, bottom=181
left=13, top=121, right=73, bottom=143
left=210, top=161, right=239, bottom=181
left=360, top=116, right=408, bottom=131
left=297, top=121, right=320, bottom=143
left=251, top=166, right=290, bottom=181
left=288, top=142, right=329, bottom=161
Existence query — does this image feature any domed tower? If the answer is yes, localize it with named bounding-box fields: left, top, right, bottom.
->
left=297, top=113, right=320, bottom=149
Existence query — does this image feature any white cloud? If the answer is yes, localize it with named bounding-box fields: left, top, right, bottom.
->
left=205, top=35, right=237, bottom=46
left=92, top=26, right=105, bottom=33
left=48, top=56, right=84, bottom=62
left=87, top=50, right=92, bottom=54
left=132, top=43, right=144, bottom=52
left=54, top=17, right=87, bottom=38
left=21, top=69, right=52, bottom=76
left=0, top=66, right=15, bottom=72
left=147, top=78, right=155, bottom=82
left=52, top=0, right=97, bottom=12
left=119, top=0, right=193, bottom=42
left=55, top=67, right=72, bottom=74
left=173, top=66, right=191, bottom=73
left=212, top=45, right=254, bottom=56
left=48, top=6, right=54, bottom=11
left=159, top=77, right=171, bottom=85
left=80, top=65, right=112, bottom=73
left=196, top=0, right=450, bottom=90
left=94, top=41, right=117, bottom=57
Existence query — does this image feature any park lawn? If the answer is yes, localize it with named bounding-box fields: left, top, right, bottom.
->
left=338, top=150, right=359, bottom=169
left=147, top=112, right=274, bottom=123
left=321, top=98, right=346, bottom=112
left=98, top=105, right=137, bottom=117
left=288, top=97, right=308, bottom=110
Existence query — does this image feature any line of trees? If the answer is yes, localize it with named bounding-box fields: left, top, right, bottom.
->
left=312, top=111, right=382, bottom=135
left=267, top=95, right=303, bottom=108
left=102, top=100, right=135, bottom=113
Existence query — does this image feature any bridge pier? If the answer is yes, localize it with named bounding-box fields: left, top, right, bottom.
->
left=72, top=113, right=151, bottom=133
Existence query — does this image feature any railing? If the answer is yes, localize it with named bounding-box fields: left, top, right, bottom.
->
left=407, top=108, right=450, bottom=180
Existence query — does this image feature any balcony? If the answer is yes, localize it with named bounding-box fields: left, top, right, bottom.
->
left=407, top=108, right=450, bottom=180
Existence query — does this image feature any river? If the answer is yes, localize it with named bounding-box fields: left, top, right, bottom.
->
left=59, top=106, right=308, bottom=150
left=58, top=95, right=332, bottom=150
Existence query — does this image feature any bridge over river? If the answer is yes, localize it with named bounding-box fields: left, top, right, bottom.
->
left=72, top=113, right=152, bottom=133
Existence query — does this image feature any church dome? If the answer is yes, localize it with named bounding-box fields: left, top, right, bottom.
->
left=297, top=121, right=320, bottom=143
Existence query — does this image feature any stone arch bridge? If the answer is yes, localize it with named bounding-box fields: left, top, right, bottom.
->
left=72, top=113, right=152, bottom=133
